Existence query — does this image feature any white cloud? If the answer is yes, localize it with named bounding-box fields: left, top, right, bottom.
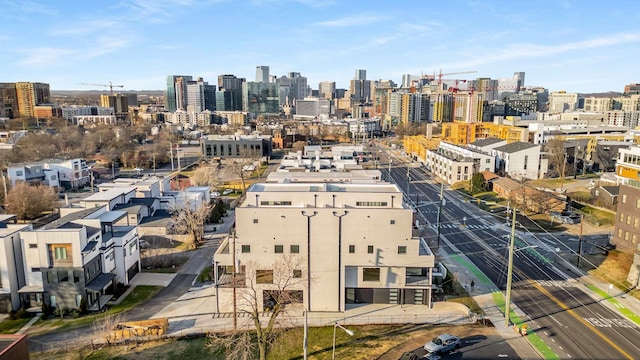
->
left=314, top=14, right=388, bottom=28
left=1, top=0, right=57, bottom=16
left=50, top=19, right=121, bottom=36
left=82, top=38, right=131, bottom=59
left=16, top=47, right=74, bottom=66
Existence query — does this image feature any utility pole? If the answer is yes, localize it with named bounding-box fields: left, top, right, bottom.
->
left=388, top=159, right=393, bottom=183
left=505, top=209, right=517, bottom=327
left=232, top=231, right=237, bottom=331
left=577, top=214, right=584, bottom=268
left=406, top=165, right=411, bottom=198
left=170, top=142, right=175, bottom=172
left=436, top=183, right=444, bottom=247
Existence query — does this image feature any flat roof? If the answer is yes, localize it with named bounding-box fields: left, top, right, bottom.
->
left=83, top=187, right=136, bottom=201
left=86, top=210, right=127, bottom=223
left=247, top=182, right=401, bottom=194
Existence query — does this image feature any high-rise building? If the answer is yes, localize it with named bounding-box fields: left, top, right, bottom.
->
left=498, top=72, right=525, bottom=99
left=355, top=69, right=367, bottom=81
left=216, top=75, right=244, bottom=112
left=0, top=83, right=18, bottom=119
left=186, top=77, right=216, bottom=113
left=165, top=75, right=193, bottom=112
left=319, top=81, right=336, bottom=100
left=505, top=91, right=538, bottom=116
left=100, top=94, right=130, bottom=116
left=469, top=78, right=499, bottom=101
left=548, top=91, right=578, bottom=113
left=624, top=83, right=640, bottom=95
left=15, top=82, right=50, bottom=118
left=287, top=72, right=308, bottom=103
left=243, top=81, right=279, bottom=117
left=256, top=66, right=270, bottom=83
left=350, top=78, right=372, bottom=102
left=401, top=74, right=422, bottom=88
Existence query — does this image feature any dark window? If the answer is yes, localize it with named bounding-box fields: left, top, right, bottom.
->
left=241, top=245, right=251, bottom=253
left=47, top=271, right=57, bottom=283
left=368, top=245, right=374, bottom=254
left=253, top=219, right=259, bottom=224
left=363, top=268, right=380, bottom=282
left=59, top=271, right=69, bottom=282
left=73, top=271, right=82, bottom=283
left=398, top=246, right=407, bottom=255
left=293, top=270, right=302, bottom=278
left=256, top=270, right=273, bottom=284
left=274, top=245, right=284, bottom=253
left=290, top=245, right=299, bottom=253
left=348, top=245, right=355, bottom=253
left=390, top=219, right=396, bottom=225
left=31, top=267, right=40, bottom=273
left=29, top=243, right=37, bottom=249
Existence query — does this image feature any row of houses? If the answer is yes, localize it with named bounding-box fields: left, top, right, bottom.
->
left=0, top=176, right=212, bottom=313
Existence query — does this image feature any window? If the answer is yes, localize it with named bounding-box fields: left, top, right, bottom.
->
left=47, top=271, right=57, bottom=283
left=390, top=220, right=396, bottom=225
left=363, top=268, right=380, bottom=282
left=16, top=170, right=23, bottom=176
left=618, top=229, right=623, bottom=237
left=73, top=271, right=82, bottom=283
left=355, top=201, right=388, bottom=206
left=241, top=245, right=251, bottom=253
left=130, top=241, right=137, bottom=255
left=59, top=271, right=69, bottom=282
left=348, top=245, right=355, bottom=253
left=368, top=245, right=374, bottom=254
left=54, top=246, right=68, bottom=260
left=627, top=216, right=632, bottom=225
left=31, top=267, right=40, bottom=273
left=637, top=198, right=640, bottom=208
left=633, top=234, right=638, bottom=244
left=635, top=218, right=639, bottom=228
left=398, top=246, right=407, bottom=255
left=49, top=295, right=56, bottom=307
left=261, top=201, right=292, bottom=206
left=274, top=245, right=284, bottom=254
left=75, top=295, right=83, bottom=307
left=253, top=219, right=259, bottom=224
left=256, top=270, right=273, bottom=284
left=290, top=245, right=299, bottom=253
left=293, top=270, right=302, bottom=278
left=625, top=232, right=630, bottom=241
left=622, top=194, right=627, bottom=203
left=620, top=213, right=625, bottom=222
left=29, top=243, right=37, bottom=249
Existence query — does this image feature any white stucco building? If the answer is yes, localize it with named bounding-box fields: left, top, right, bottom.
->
left=213, top=182, right=435, bottom=313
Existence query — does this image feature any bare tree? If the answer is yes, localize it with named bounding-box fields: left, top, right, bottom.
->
left=544, top=138, right=567, bottom=179
left=92, top=312, right=128, bottom=345
left=190, top=165, right=220, bottom=188
left=228, top=148, right=261, bottom=194
left=209, top=255, right=306, bottom=360
left=6, top=183, right=57, bottom=220
left=168, top=196, right=211, bottom=249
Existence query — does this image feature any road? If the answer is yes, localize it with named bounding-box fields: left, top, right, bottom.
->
left=376, top=145, right=640, bottom=360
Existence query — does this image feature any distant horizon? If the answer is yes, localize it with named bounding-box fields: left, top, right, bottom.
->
left=3, top=1, right=639, bottom=93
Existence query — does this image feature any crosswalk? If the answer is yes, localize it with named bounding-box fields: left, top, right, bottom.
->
left=425, top=223, right=495, bottom=230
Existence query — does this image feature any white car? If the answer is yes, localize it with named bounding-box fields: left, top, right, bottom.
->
left=424, top=334, right=461, bottom=354
left=133, top=167, right=144, bottom=172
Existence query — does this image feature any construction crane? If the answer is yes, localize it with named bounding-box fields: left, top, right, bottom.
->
left=432, top=70, right=478, bottom=85
left=79, top=81, right=124, bottom=95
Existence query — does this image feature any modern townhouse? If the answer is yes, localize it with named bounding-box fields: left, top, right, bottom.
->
left=0, top=216, right=31, bottom=312
left=425, top=142, right=495, bottom=185
left=491, top=142, right=548, bottom=180
left=19, top=206, right=139, bottom=312
left=213, top=182, right=436, bottom=313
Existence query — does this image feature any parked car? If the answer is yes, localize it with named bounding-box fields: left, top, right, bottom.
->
left=424, top=334, right=461, bottom=354
left=133, top=167, right=144, bottom=173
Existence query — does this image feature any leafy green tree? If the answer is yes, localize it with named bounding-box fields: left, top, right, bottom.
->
left=470, top=173, right=486, bottom=195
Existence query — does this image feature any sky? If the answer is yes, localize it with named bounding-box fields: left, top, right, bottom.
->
left=2, top=0, right=639, bottom=93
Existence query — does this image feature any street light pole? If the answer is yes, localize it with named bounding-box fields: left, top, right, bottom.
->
left=301, top=210, right=317, bottom=360
left=505, top=209, right=517, bottom=327
left=406, top=164, right=411, bottom=198
left=436, top=183, right=444, bottom=247
left=388, top=159, right=392, bottom=183
left=333, top=211, right=348, bottom=312
left=332, top=322, right=354, bottom=360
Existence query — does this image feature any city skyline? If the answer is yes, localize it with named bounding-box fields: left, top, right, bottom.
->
left=2, top=0, right=639, bottom=93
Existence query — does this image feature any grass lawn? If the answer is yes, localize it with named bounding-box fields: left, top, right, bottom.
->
left=0, top=317, right=32, bottom=334
left=526, top=178, right=575, bottom=189
left=572, top=204, right=616, bottom=226
left=26, top=286, right=162, bottom=335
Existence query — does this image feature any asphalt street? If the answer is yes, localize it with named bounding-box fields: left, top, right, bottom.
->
left=377, top=144, right=640, bottom=360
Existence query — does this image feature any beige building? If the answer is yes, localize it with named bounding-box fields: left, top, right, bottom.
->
left=213, top=182, right=435, bottom=313
left=15, top=82, right=50, bottom=118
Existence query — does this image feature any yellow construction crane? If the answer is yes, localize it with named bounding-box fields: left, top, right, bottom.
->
left=79, top=81, right=124, bottom=95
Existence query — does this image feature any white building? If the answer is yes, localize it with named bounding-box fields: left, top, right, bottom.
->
left=0, top=216, right=31, bottom=312
left=548, top=91, right=578, bottom=113
left=213, top=182, right=435, bottom=313
left=346, top=118, right=381, bottom=138
left=45, top=158, right=91, bottom=189
left=491, top=142, right=548, bottom=180
left=61, top=106, right=113, bottom=121
left=294, top=97, right=331, bottom=120
left=6, top=163, right=60, bottom=188
left=425, top=142, right=496, bottom=185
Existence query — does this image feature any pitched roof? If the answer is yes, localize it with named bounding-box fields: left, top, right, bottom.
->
left=599, top=185, right=620, bottom=196
left=491, top=177, right=523, bottom=192
left=481, top=171, right=500, bottom=182
left=493, top=141, right=538, bottom=154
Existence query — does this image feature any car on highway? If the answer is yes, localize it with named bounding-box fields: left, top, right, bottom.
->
left=133, top=167, right=144, bottom=173
left=424, top=334, right=461, bottom=355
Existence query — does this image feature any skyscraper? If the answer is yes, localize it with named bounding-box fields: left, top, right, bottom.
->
left=165, top=75, right=193, bottom=112
left=186, top=78, right=216, bottom=113
left=243, top=81, right=279, bottom=117
left=319, top=81, right=336, bottom=99
left=15, top=82, right=50, bottom=118
left=217, top=74, right=244, bottom=111
left=256, top=66, right=270, bottom=83
left=355, top=69, right=367, bottom=81
left=0, top=83, right=18, bottom=119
